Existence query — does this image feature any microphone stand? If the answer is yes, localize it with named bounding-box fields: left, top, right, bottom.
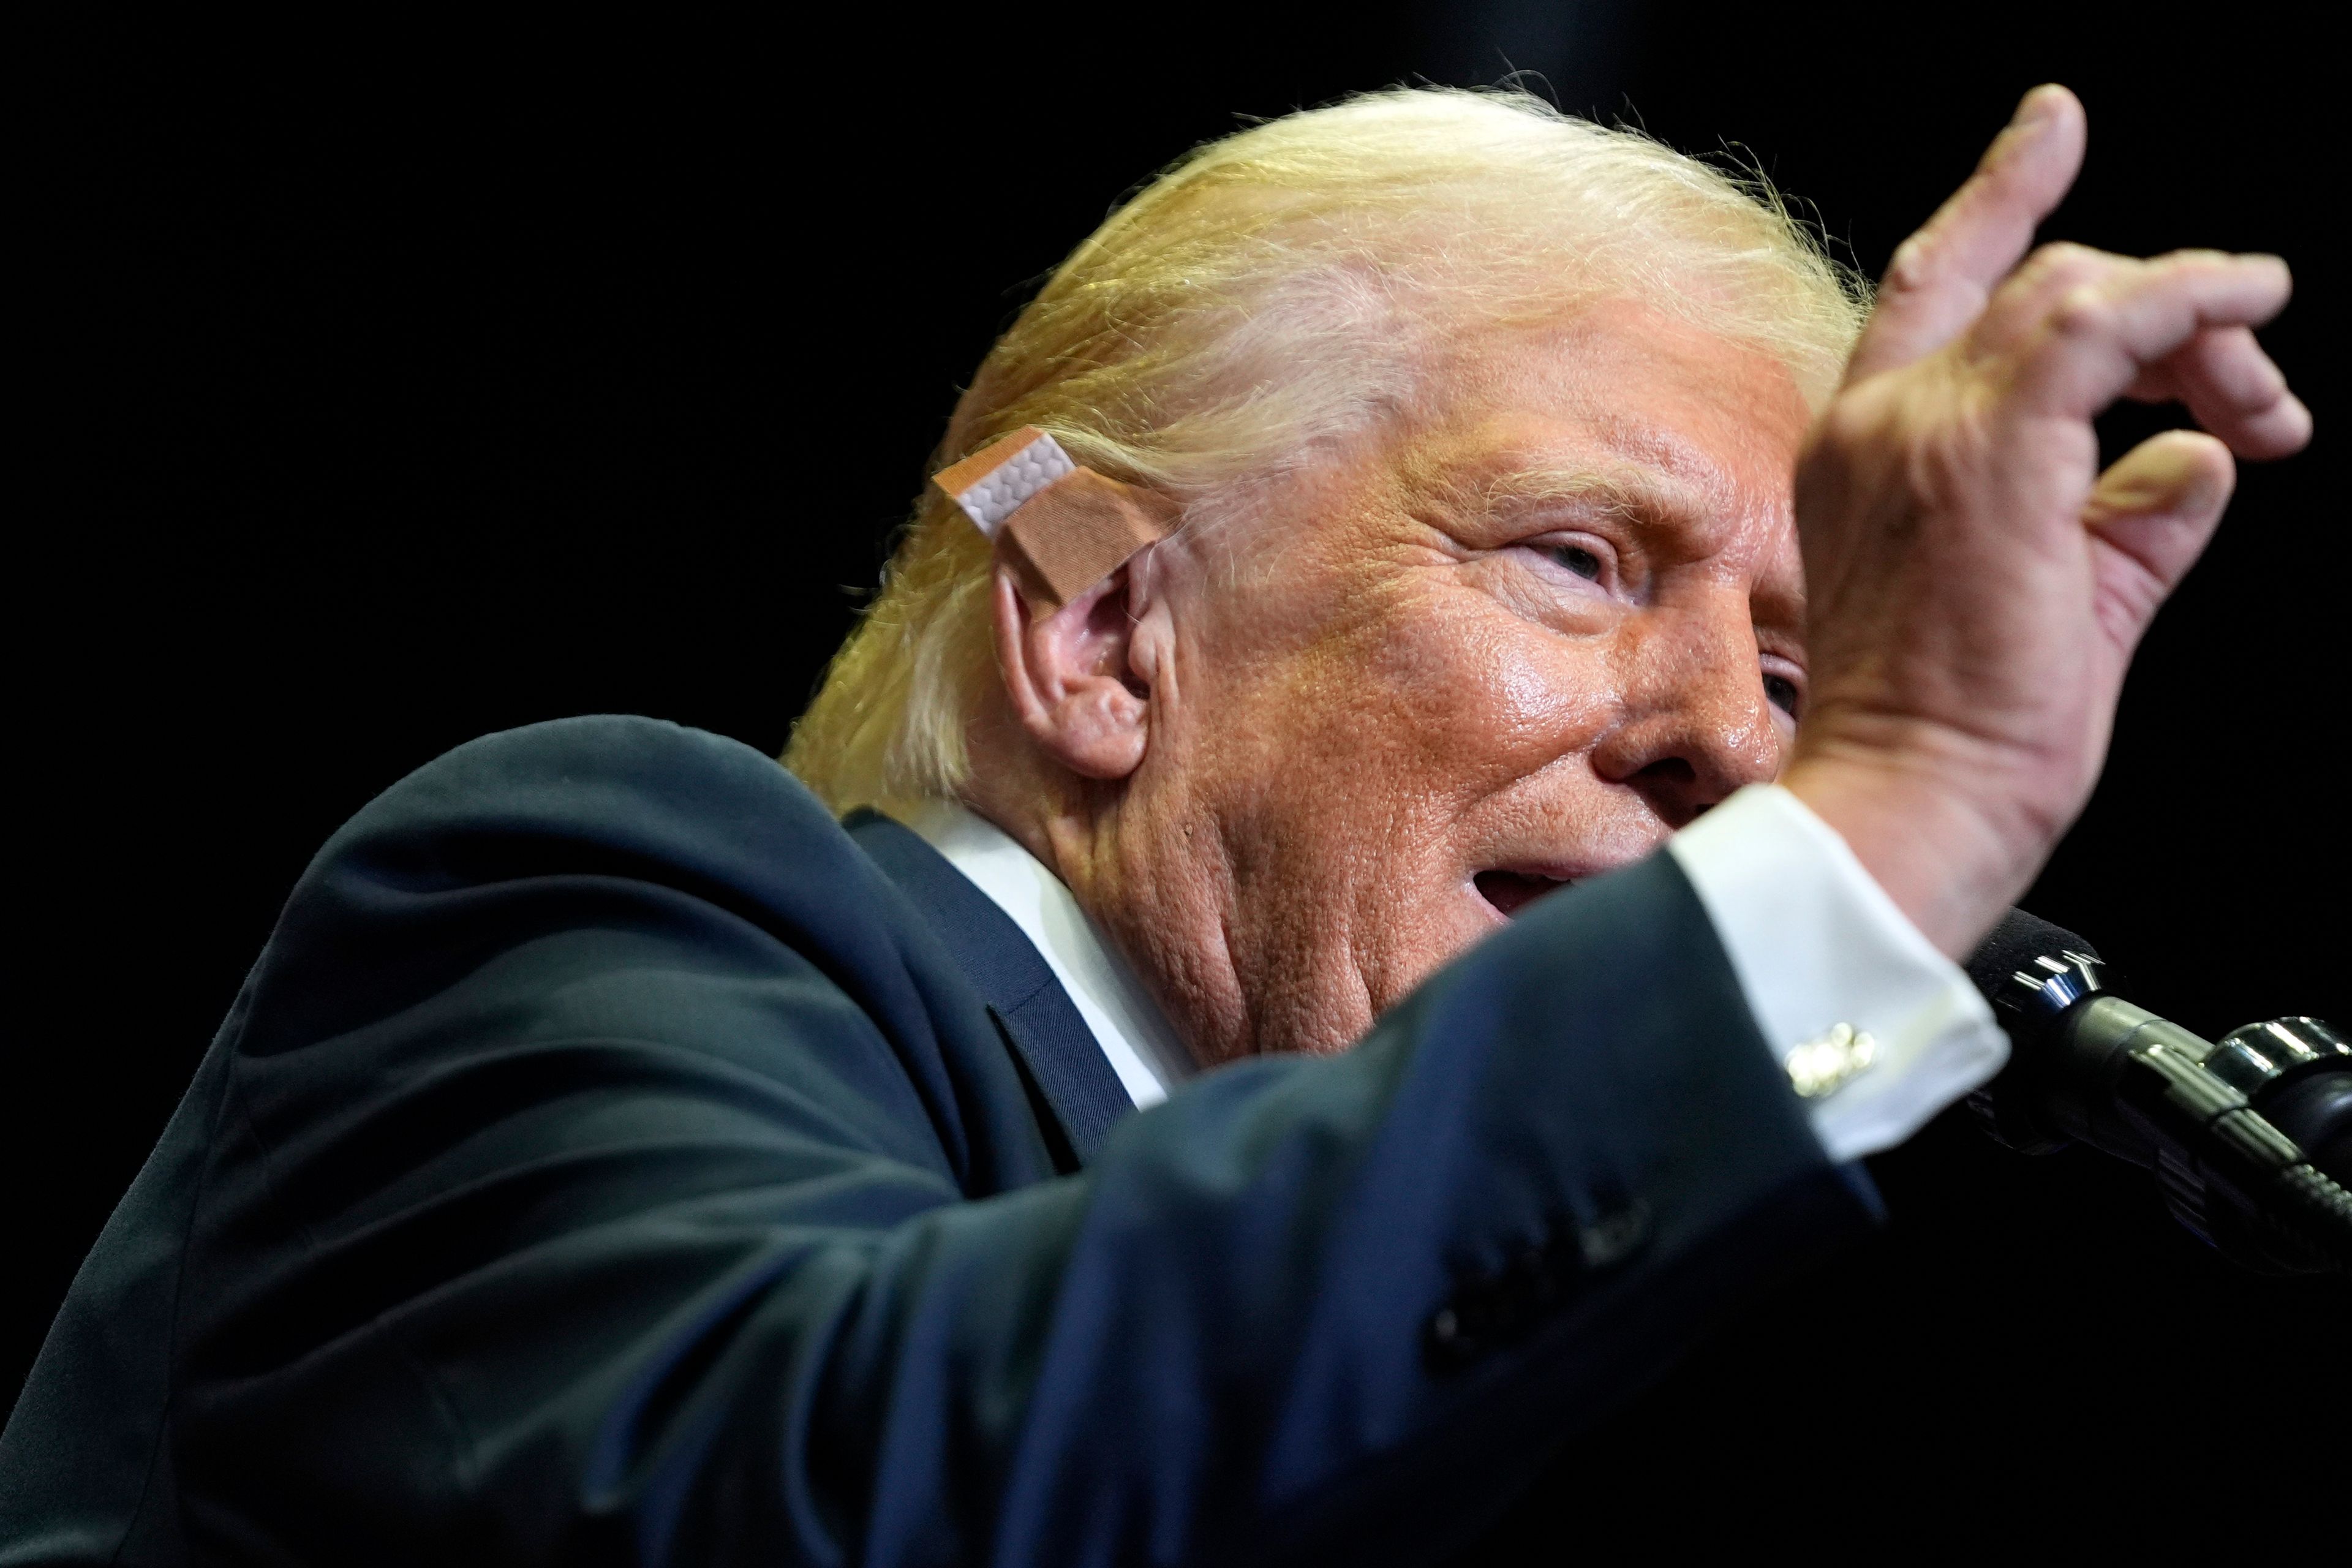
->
left=1968, top=930, right=2352, bottom=1276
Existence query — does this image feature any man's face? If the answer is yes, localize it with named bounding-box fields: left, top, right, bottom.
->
left=1093, top=298, right=1817, bottom=1062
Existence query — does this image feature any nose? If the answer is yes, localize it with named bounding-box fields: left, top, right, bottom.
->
left=1588, top=598, right=1781, bottom=828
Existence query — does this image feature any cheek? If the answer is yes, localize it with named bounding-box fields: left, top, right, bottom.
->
left=1362, top=598, right=1618, bottom=797
left=1184, top=595, right=1621, bottom=845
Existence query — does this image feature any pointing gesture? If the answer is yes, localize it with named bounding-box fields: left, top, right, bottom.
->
left=1784, top=86, right=2310, bottom=957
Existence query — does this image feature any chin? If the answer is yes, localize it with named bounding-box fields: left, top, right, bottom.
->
left=1342, top=886, right=1528, bottom=1030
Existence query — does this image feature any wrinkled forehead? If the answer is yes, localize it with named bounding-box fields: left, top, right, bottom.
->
left=1381, top=297, right=1817, bottom=560
left=1166, top=295, right=1818, bottom=613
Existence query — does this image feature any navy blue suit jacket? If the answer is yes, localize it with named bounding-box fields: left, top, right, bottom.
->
left=2, top=717, right=1872, bottom=1565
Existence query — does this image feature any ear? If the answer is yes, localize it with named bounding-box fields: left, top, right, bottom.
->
left=992, top=562, right=1152, bottom=781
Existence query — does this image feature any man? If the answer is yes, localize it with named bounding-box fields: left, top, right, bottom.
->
left=1, top=84, right=2305, bottom=1564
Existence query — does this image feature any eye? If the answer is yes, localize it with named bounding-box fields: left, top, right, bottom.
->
left=1763, top=673, right=1802, bottom=719
left=1542, top=543, right=1605, bottom=581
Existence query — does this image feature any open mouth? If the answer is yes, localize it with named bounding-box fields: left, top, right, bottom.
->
left=1474, top=869, right=1575, bottom=919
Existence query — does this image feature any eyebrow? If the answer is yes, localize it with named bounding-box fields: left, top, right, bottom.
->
left=1452, top=441, right=1808, bottom=631
left=1462, top=417, right=1764, bottom=549
left=1459, top=464, right=1719, bottom=556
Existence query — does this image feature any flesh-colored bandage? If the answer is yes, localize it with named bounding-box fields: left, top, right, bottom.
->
left=932, top=427, right=1178, bottom=619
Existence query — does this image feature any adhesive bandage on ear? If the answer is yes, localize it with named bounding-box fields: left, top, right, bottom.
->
left=932, top=427, right=1179, bottom=619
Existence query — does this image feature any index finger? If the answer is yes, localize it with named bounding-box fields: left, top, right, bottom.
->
left=1846, top=85, right=2088, bottom=382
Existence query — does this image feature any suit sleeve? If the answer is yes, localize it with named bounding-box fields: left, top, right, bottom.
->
left=171, top=717, right=1872, bottom=1567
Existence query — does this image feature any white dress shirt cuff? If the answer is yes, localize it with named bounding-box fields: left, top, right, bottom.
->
left=1666, top=783, right=2007, bottom=1163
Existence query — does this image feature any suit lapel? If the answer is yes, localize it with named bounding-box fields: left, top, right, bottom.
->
left=845, top=810, right=1134, bottom=1164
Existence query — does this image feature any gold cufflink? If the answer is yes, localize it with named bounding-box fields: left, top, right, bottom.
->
left=1785, top=1022, right=1877, bottom=1099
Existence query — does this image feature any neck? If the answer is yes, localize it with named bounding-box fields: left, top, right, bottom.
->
left=907, top=798, right=1199, bottom=1099
left=959, top=737, right=1254, bottom=1067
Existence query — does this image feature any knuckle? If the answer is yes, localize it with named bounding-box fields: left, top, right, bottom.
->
left=1806, top=369, right=1989, bottom=499
left=1883, top=235, right=1934, bottom=293
left=2164, top=247, right=2233, bottom=271
left=2052, top=284, right=2113, bottom=337
left=1815, top=389, right=1891, bottom=453
left=2019, top=241, right=2100, bottom=285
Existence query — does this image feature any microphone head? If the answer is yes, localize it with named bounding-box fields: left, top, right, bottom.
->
left=1964, top=908, right=2107, bottom=1156
left=1966, top=907, right=2101, bottom=1005
left=1967, top=907, right=2108, bottom=1046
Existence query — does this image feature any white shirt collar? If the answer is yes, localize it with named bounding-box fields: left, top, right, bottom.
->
left=902, top=801, right=1195, bottom=1107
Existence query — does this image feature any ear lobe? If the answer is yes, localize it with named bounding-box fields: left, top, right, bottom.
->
left=993, top=564, right=1151, bottom=781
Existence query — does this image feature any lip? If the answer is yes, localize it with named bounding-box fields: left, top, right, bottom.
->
left=1472, top=867, right=1581, bottom=920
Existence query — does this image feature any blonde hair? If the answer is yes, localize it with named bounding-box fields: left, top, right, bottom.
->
left=785, top=86, right=1869, bottom=815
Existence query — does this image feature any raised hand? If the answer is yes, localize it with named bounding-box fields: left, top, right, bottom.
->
left=1782, top=85, right=2310, bottom=957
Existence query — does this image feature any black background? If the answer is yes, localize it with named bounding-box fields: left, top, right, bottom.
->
left=21, top=2, right=2346, bottom=1550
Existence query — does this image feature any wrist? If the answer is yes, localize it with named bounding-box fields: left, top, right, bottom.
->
left=1781, top=743, right=2045, bottom=960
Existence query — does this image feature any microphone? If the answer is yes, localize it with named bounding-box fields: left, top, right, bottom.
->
left=1963, top=908, right=2352, bottom=1275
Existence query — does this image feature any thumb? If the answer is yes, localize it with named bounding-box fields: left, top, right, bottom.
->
left=2082, top=428, right=2235, bottom=641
